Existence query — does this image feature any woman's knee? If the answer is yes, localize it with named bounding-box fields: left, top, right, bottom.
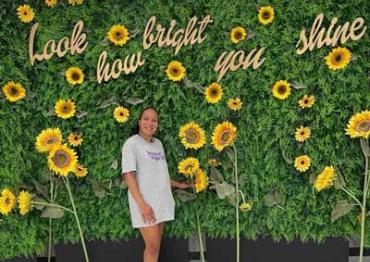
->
left=145, top=242, right=161, bottom=256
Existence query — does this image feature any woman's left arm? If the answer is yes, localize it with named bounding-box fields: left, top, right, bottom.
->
left=170, top=179, right=192, bottom=189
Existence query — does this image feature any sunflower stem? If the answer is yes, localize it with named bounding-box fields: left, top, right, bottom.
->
left=190, top=177, right=205, bottom=262
left=233, top=144, right=240, bottom=262
left=48, top=172, right=54, bottom=262
left=359, top=139, right=369, bottom=262
left=63, top=177, right=89, bottom=262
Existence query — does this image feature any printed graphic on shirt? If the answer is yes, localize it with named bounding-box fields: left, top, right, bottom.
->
left=146, top=150, right=165, bottom=161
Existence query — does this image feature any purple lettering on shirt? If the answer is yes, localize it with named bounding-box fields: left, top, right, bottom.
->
left=146, top=150, right=165, bottom=161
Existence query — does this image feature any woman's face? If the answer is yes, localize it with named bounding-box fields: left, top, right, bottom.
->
left=138, top=108, right=158, bottom=137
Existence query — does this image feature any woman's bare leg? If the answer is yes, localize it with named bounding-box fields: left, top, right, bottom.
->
left=139, top=223, right=164, bottom=262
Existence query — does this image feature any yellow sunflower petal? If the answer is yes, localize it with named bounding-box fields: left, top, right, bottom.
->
left=45, top=0, right=57, bottom=7
left=230, top=27, right=247, bottom=44
left=68, top=0, right=84, bottom=5
left=211, top=121, right=237, bottom=152
left=54, top=99, right=76, bottom=119
left=0, top=188, right=16, bottom=215
left=179, top=122, right=206, bottom=150
left=65, top=67, right=84, bottom=85
left=194, top=169, right=208, bottom=193
left=298, top=94, right=315, bottom=109
left=227, top=98, right=243, bottom=111
left=345, top=110, right=370, bottom=139
left=48, top=144, right=78, bottom=176
left=325, top=47, right=352, bottom=71
left=18, top=191, right=32, bottom=216
left=17, top=5, right=35, bottom=23
left=107, top=25, right=129, bottom=46
left=2, top=81, right=26, bottom=103
left=165, top=60, right=186, bottom=81
left=68, top=133, right=83, bottom=147
left=295, top=126, right=311, bottom=142
left=74, top=164, right=88, bottom=178
left=294, top=155, right=311, bottom=172
left=272, top=80, right=291, bottom=100
left=35, top=128, right=63, bottom=153
left=314, top=166, right=336, bottom=192
left=205, top=83, right=223, bottom=104
left=178, top=157, right=200, bottom=177
left=258, top=6, right=275, bottom=25
left=114, top=106, right=130, bottom=123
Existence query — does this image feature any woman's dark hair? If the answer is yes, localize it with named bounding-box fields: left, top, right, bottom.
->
left=131, top=107, right=159, bottom=136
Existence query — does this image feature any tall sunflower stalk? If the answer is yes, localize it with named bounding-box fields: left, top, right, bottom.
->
left=343, top=111, right=370, bottom=262
left=232, top=144, right=240, bottom=262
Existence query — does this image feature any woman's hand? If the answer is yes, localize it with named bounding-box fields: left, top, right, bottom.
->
left=139, top=202, right=156, bottom=225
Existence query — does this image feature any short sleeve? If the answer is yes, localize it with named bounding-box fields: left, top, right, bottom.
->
left=121, top=139, right=137, bottom=174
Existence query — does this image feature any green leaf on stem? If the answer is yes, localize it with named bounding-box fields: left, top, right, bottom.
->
left=211, top=182, right=235, bottom=199
left=175, top=189, right=196, bottom=202
left=331, top=200, right=355, bottom=222
left=360, top=139, right=370, bottom=157
left=41, top=207, right=64, bottom=219
left=334, top=169, right=346, bottom=189
left=209, top=167, right=224, bottom=183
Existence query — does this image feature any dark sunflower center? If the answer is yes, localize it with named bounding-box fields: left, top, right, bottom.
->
left=45, top=137, right=58, bottom=145
left=263, top=12, right=270, bottom=19
left=185, top=164, right=193, bottom=171
left=300, top=160, right=305, bottom=165
left=10, top=87, right=18, bottom=95
left=24, top=11, right=28, bottom=15
left=304, top=99, right=309, bottom=104
left=233, top=102, right=238, bottom=106
left=185, top=129, right=199, bottom=144
left=220, top=130, right=230, bottom=144
left=63, top=105, right=70, bottom=113
left=300, top=131, right=305, bottom=135
left=72, top=72, right=80, bottom=81
left=334, top=54, right=342, bottom=62
left=356, top=121, right=370, bottom=132
left=115, top=31, right=122, bottom=39
left=210, top=88, right=219, bottom=97
left=74, top=136, right=79, bottom=141
left=5, top=197, right=10, bottom=205
left=119, top=112, right=124, bottom=116
left=171, top=67, right=179, bottom=75
left=235, top=31, right=242, bottom=39
left=52, top=150, right=70, bottom=168
left=277, top=85, right=286, bottom=94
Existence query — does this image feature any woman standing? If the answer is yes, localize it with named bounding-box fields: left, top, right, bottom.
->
left=121, top=107, right=190, bottom=262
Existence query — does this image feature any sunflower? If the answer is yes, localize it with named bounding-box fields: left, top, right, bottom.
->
left=17, top=5, right=35, bottom=23
left=345, top=110, right=370, bottom=139
left=227, top=98, right=243, bottom=111
left=179, top=122, right=206, bottom=150
left=294, top=155, right=311, bottom=172
left=45, top=0, right=57, bottom=7
left=74, top=164, right=88, bottom=178
left=65, top=67, right=84, bottom=85
left=272, top=80, right=291, bottom=100
left=258, top=6, right=275, bottom=25
left=18, top=191, right=32, bottom=216
left=35, top=128, right=63, bottom=153
left=239, top=202, right=252, bottom=212
left=107, top=25, right=129, bottom=46
left=194, top=169, right=208, bottom=193
left=165, top=60, right=186, bottom=82
left=54, top=99, right=76, bottom=119
left=204, top=82, right=223, bottom=104
left=178, top=157, right=200, bottom=177
left=325, top=47, right=351, bottom=71
left=114, top=106, right=130, bottom=123
left=314, top=166, right=336, bottom=192
left=68, top=133, right=83, bottom=147
left=48, top=144, right=78, bottom=176
left=295, top=126, right=311, bottom=142
left=212, top=121, right=237, bottom=152
left=2, top=81, right=26, bottom=103
left=298, top=94, right=315, bottom=109
left=208, top=158, right=221, bottom=167
left=68, top=0, right=84, bottom=5
left=0, top=188, right=16, bottom=215
left=230, top=27, right=247, bottom=44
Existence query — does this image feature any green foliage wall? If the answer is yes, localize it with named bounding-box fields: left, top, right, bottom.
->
left=0, top=0, right=369, bottom=259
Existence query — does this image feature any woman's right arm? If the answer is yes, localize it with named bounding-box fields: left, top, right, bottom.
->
left=123, top=172, right=156, bottom=224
